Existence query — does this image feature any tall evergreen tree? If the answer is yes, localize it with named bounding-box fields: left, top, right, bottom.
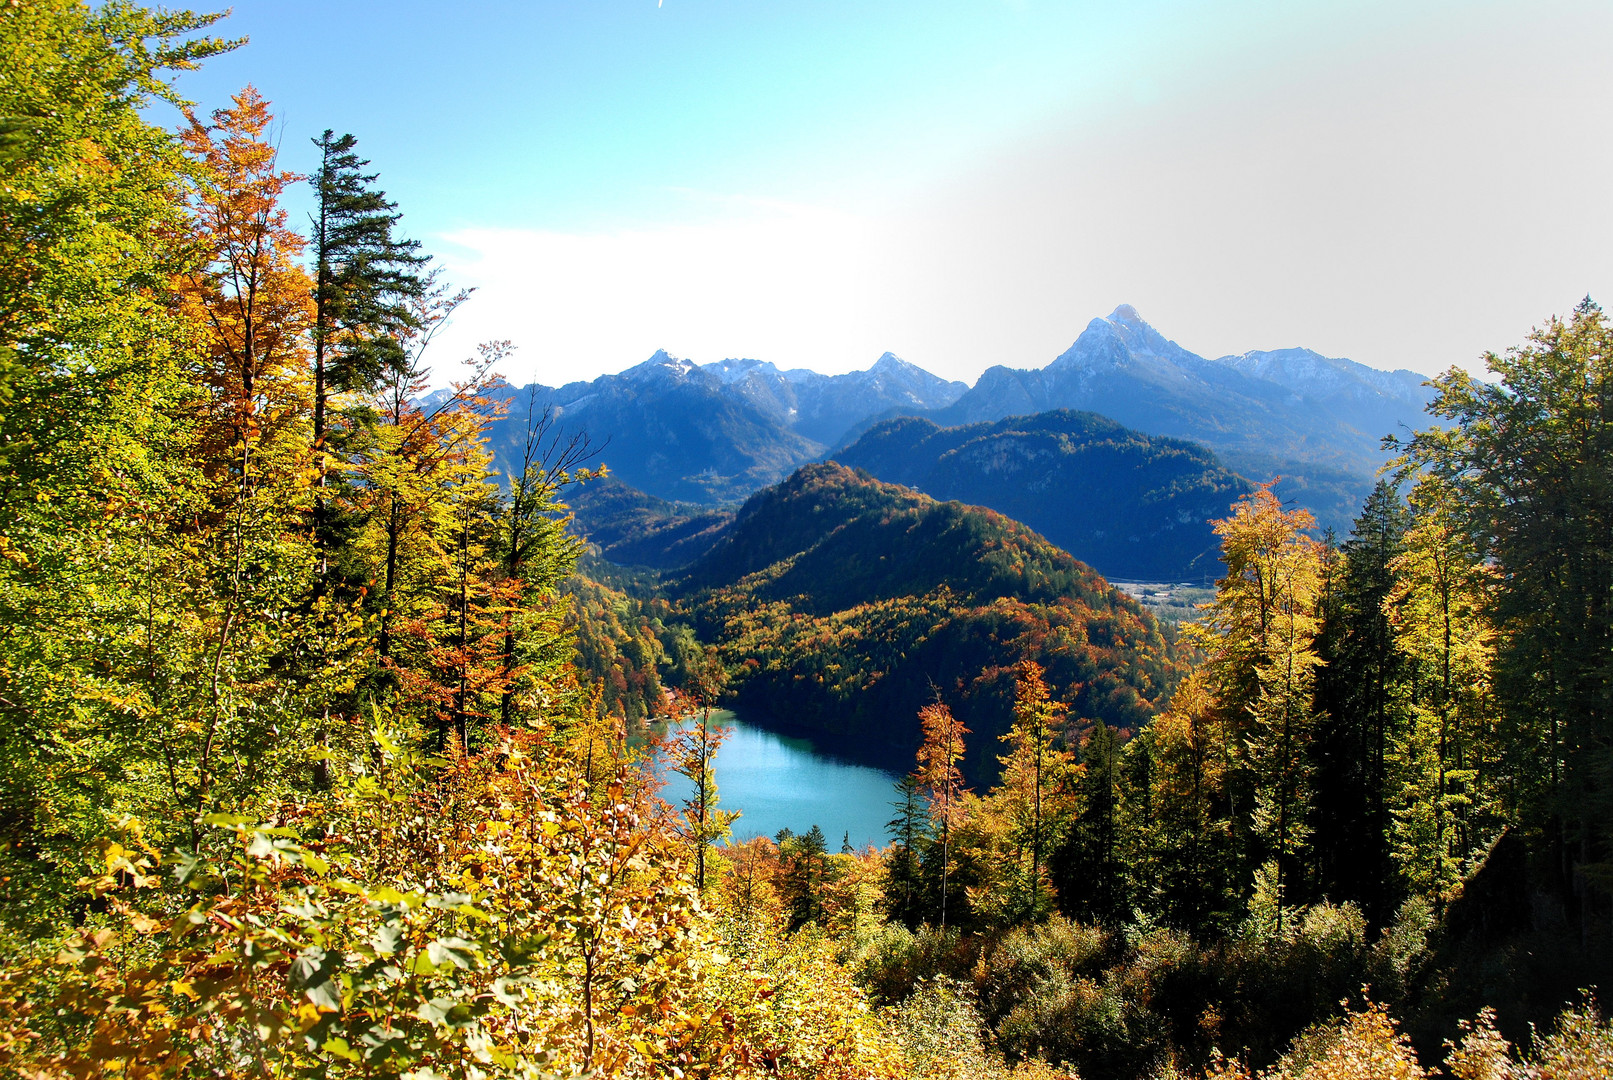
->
left=307, top=131, right=427, bottom=568
left=883, top=772, right=931, bottom=928
left=1054, top=720, right=1128, bottom=925
left=1312, top=481, right=1409, bottom=923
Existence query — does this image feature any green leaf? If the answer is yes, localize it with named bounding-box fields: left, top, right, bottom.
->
left=167, top=849, right=204, bottom=886
left=373, top=924, right=405, bottom=955
left=498, top=933, right=552, bottom=968
left=322, top=1037, right=361, bottom=1063
left=425, top=937, right=477, bottom=970
left=289, top=945, right=344, bottom=1010
left=425, top=891, right=474, bottom=909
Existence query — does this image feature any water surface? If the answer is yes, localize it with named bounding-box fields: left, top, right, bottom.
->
left=657, top=710, right=901, bottom=850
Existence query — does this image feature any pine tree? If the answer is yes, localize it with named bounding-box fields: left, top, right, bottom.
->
left=1054, top=720, right=1128, bottom=924
left=884, top=772, right=930, bottom=927
left=779, top=824, right=831, bottom=930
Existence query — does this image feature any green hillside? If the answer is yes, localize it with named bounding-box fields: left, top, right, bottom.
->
left=674, top=463, right=1186, bottom=781
left=833, top=410, right=1250, bottom=581
left=568, top=476, right=734, bottom=568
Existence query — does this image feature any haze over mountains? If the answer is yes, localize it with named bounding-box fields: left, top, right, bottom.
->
left=479, top=305, right=1436, bottom=563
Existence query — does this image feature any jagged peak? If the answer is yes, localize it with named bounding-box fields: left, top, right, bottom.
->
left=1052, top=304, right=1193, bottom=370
left=623, top=349, right=696, bottom=381
left=703, top=356, right=782, bottom=384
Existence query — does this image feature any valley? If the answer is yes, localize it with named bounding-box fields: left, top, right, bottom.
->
left=12, top=10, right=1611, bottom=1077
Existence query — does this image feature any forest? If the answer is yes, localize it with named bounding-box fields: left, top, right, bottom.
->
left=2, top=4, right=1612, bottom=1079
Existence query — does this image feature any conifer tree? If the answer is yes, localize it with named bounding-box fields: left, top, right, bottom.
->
left=1054, top=720, right=1128, bottom=924
left=307, top=131, right=426, bottom=564
left=779, top=824, right=832, bottom=929
left=1312, top=480, right=1409, bottom=922
left=884, top=772, right=931, bottom=928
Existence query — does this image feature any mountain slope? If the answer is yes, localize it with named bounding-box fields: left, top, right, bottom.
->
left=927, top=306, right=1433, bottom=530
left=833, top=410, right=1249, bottom=581
left=674, top=463, right=1185, bottom=782
left=479, top=351, right=966, bottom=504
left=566, top=477, right=734, bottom=569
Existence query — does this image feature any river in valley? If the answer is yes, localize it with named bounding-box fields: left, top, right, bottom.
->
left=655, top=710, right=902, bottom=850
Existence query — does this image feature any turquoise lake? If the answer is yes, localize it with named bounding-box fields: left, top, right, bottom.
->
left=655, top=711, right=902, bottom=850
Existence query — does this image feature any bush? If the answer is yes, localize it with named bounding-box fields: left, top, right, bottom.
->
left=849, top=922, right=980, bottom=1006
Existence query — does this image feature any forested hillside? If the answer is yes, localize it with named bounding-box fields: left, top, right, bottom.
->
left=674, top=463, right=1184, bottom=779
left=834, top=410, right=1249, bottom=581
left=3, top=5, right=1613, bottom=1080
left=567, top=475, right=734, bottom=568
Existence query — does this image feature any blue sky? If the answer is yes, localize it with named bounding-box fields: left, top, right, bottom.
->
left=168, top=1, right=1613, bottom=387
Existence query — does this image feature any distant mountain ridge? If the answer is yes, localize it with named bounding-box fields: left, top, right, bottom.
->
left=924, top=306, right=1432, bottom=530
left=833, top=409, right=1249, bottom=582
left=465, top=306, right=1431, bottom=529
left=474, top=350, right=966, bottom=503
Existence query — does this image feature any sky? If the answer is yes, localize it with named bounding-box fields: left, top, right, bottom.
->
left=165, top=0, right=1613, bottom=388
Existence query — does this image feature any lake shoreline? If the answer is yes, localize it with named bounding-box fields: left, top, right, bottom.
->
left=654, top=709, right=902, bottom=850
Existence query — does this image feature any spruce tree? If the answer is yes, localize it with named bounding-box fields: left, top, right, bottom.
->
left=1312, top=481, right=1409, bottom=923
left=1054, top=720, right=1128, bottom=924
left=884, top=772, right=930, bottom=928
left=308, top=131, right=427, bottom=566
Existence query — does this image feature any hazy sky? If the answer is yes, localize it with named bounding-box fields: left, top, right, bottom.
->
left=169, top=0, right=1613, bottom=387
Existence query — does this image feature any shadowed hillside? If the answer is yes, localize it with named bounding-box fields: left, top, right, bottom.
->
left=833, top=410, right=1249, bottom=581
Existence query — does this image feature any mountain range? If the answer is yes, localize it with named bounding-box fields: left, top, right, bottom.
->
left=478, top=350, right=966, bottom=503
left=479, top=305, right=1434, bottom=534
